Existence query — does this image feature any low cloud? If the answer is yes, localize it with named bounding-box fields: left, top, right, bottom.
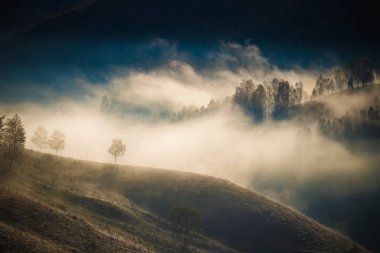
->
left=0, top=41, right=376, bottom=199
left=0, top=94, right=371, bottom=190
left=91, top=41, right=321, bottom=118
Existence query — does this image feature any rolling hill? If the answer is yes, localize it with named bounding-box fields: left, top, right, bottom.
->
left=0, top=150, right=370, bottom=253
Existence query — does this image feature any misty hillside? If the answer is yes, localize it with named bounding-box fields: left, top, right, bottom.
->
left=0, top=150, right=370, bottom=253
left=1, top=1, right=380, bottom=253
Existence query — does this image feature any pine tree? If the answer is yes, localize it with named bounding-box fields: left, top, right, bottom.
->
left=3, top=114, right=26, bottom=166
left=0, top=115, right=5, bottom=149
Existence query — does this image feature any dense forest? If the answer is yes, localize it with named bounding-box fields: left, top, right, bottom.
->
left=233, top=58, right=376, bottom=120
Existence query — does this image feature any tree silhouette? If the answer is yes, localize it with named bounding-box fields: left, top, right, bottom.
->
left=234, top=79, right=255, bottom=106
left=169, top=206, right=201, bottom=253
left=31, top=126, right=49, bottom=151
left=250, top=84, right=266, bottom=122
left=345, top=57, right=375, bottom=88
left=273, top=80, right=291, bottom=119
left=108, top=138, right=126, bottom=164
left=3, top=114, right=26, bottom=167
left=333, top=68, right=348, bottom=90
left=49, top=130, right=65, bottom=155
left=0, top=115, right=5, bottom=149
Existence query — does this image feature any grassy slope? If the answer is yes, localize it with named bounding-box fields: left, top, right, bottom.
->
left=0, top=150, right=370, bottom=253
left=0, top=189, right=152, bottom=253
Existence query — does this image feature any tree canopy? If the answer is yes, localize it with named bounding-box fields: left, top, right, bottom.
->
left=108, top=138, right=126, bottom=164
left=31, top=126, right=49, bottom=151
left=1, top=114, right=26, bottom=167
left=49, top=130, right=65, bottom=155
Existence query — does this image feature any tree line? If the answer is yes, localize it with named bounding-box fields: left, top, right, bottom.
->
left=32, top=127, right=127, bottom=163
left=319, top=96, right=380, bottom=141
left=234, top=78, right=306, bottom=121
left=99, top=57, right=377, bottom=124
left=311, top=57, right=375, bottom=97
left=233, top=57, right=377, bottom=122
left=1, top=113, right=128, bottom=167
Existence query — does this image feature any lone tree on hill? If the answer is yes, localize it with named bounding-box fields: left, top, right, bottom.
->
left=2, top=114, right=26, bottom=166
left=49, top=130, right=65, bottom=155
left=31, top=126, right=49, bottom=151
left=108, top=138, right=126, bottom=164
left=169, top=206, right=201, bottom=253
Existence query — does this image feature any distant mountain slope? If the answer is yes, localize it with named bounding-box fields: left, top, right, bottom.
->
left=0, top=150, right=370, bottom=253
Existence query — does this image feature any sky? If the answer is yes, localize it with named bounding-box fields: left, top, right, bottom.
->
left=1, top=0, right=380, bottom=103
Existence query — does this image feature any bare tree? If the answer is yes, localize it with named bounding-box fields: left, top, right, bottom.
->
left=169, top=206, right=201, bottom=253
left=49, top=130, right=65, bottom=155
left=31, top=126, right=49, bottom=151
left=108, top=138, right=126, bottom=164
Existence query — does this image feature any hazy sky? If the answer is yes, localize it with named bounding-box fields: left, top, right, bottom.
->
left=1, top=0, right=379, bottom=185
left=1, top=0, right=380, bottom=103
left=0, top=47, right=376, bottom=190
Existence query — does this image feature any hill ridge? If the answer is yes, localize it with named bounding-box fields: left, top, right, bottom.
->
left=0, top=150, right=370, bottom=253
